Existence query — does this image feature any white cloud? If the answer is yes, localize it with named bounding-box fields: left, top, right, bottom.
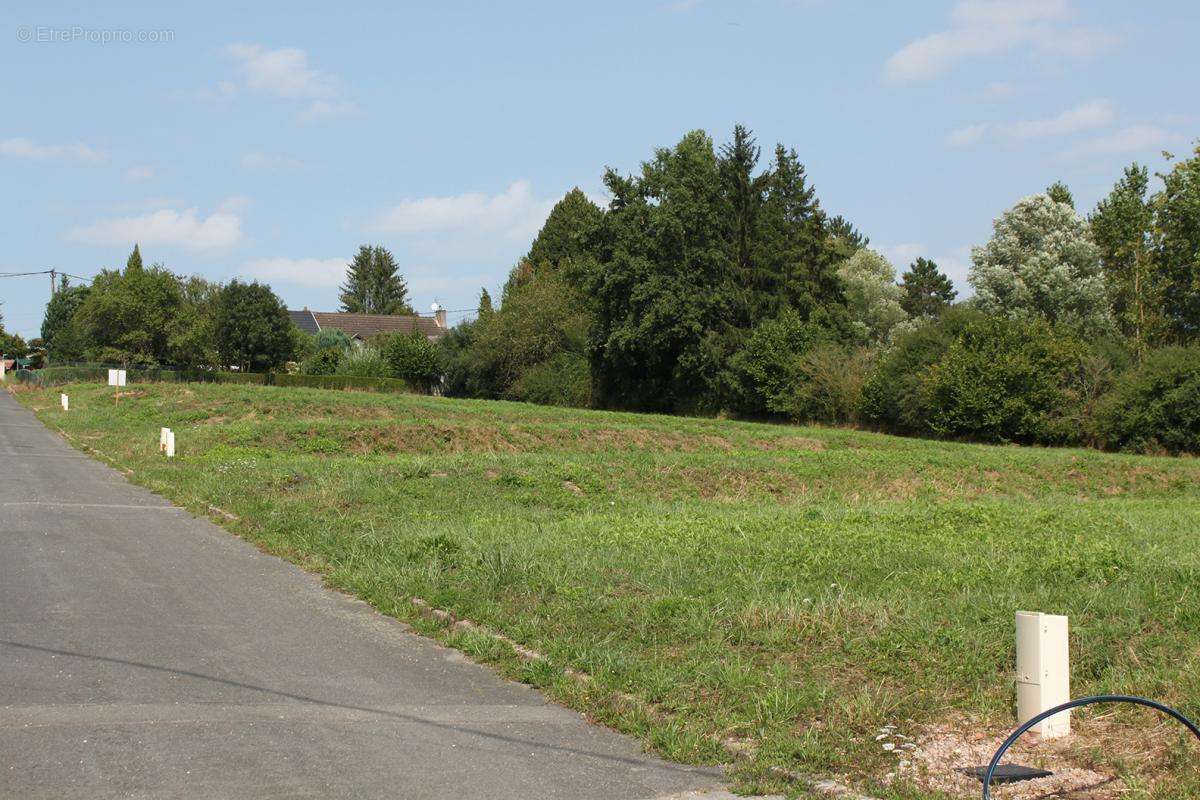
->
left=203, top=43, right=358, bottom=122
left=368, top=180, right=555, bottom=242
left=946, top=123, right=989, bottom=148
left=1006, top=98, right=1115, bottom=140
left=241, top=152, right=304, bottom=170
left=225, top=43, right=335, bottom=99
left=1063, top=125, right=1185, bottom=159
left=947, top=99, right=1115, bottom=147
left=883, top=243, right=925, bottom=269
left=983, top=80, right=1018, bottom=99
left=0, top=137, right=106, bottom=163
left=884, top=0, right=1118, bottom=84
left=124, top=165, right=155, bottom=183
left=242, top=257, right=346, bottom=287
left=296, top=98, right=360, bottom=122
left=69, top=202, right=243, bottom=251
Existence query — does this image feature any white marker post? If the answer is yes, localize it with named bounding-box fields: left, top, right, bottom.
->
left=159, top=427, right=170, bottom=452
left=61, top=393, right=69, bottom=411
left=0, top=359, right=6, bottom=381
left=164, top=429, right=176, bottom=458
left=108, top=368, right=127, bottom=405
left=1016, top=611, right=1071, bottom=738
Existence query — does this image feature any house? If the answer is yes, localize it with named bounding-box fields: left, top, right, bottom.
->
left=288, top=308, right=448, bottom=342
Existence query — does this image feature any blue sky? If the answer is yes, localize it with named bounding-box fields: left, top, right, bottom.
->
left=1, top=0, right=1195, bottom=337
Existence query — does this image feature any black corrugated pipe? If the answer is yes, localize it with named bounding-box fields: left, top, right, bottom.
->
left=983, top=695, right=1200, bottom=799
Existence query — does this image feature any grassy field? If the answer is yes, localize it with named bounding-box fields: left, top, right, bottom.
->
left=15, top=381, right=1200, bottom=798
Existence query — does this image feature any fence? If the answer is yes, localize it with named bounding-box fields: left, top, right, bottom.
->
left=10, top=365, right=418, bottom=395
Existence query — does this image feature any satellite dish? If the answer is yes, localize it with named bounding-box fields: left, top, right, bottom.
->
left=430, top=301, right=442, bottom=312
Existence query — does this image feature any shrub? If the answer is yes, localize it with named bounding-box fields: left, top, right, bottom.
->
left=724, top=309, right=835, bottom=416
left=382, top=332, right=442, bottom=393
left=792, top=343, right=874, bottom=424
left=1095, top=347, right=1200, bottom=454
left=335, top=346, right=391, bottom=378
left=300, top=346, right=343, bottom=376
left=860, top=307, right=984, bottom=433
left=920, top=316, right=1087, bottom=444
left=510, top=351, right=591, bottom=407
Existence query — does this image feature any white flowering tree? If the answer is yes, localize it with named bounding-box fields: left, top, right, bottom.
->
left=969, top=194, right=1111, bottom=333
left=836, top=248, right=910, bottom=343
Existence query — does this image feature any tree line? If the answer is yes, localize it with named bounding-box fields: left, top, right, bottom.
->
left=21, top=124, right=1200, bottom=454
left=442, top=126, right=1200, bottom=454
left=26, top=239, right=440, bottom=389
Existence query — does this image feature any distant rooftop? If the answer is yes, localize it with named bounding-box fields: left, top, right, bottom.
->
left=288, top=309, right=446, bottom=340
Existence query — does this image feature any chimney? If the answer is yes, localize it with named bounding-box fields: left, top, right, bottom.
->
left=431, top=301, right=447, bottom=329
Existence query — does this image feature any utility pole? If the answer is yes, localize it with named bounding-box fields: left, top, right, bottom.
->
left=49, top=269, right=56, bottom=296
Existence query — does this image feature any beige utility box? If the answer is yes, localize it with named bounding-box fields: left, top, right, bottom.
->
left=1016, top=611, right=1070, bottom=738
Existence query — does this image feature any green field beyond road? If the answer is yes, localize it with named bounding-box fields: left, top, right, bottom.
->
left=16, top=382, right=1200, bottom=798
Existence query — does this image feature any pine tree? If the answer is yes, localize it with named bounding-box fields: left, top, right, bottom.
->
left=478, top=288, right=494, bottom=317
left=720, top=126, right=765, bottom=291
left=752, top=145, right=841, bottom=319
left=126, top=244, right=144, bottom=272
left=339, top=245, right=412, bottom=315
left=899, top=257, right=957, bottom=318
left=1047, top=181, right=1075, bottom=209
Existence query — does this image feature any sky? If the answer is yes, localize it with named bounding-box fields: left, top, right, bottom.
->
left=1, top=0, right=1196, bottom=338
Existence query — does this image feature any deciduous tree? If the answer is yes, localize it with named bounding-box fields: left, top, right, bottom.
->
left=969, top=194, right=1111, bottom=334
left=1089, top=164, right=1158, bottom=352
left=214, top=280, right=296, bottom=371
left=1151, top=145, right=1200, bottom=342
left=836, top=248, right=909, bottom=343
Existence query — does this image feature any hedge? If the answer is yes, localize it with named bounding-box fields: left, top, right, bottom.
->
left=273, top=373, right=414, bottom=392
left=9, top=366, right=414, bottom=395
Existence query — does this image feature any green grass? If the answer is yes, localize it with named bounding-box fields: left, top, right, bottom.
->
left=16, top=382, right=1200, bottom=798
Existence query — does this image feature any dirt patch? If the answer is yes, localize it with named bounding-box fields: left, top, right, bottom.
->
left=884, top=715, right=1183, bottom=799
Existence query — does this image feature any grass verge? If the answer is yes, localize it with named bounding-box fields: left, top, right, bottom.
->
left=15, top=382, right=1200, bottom=798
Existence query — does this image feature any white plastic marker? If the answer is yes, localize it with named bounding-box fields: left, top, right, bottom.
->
left=108, top=368, right=127, bottom=405
left=1016, top=611, right=1071, bottom=738
left=159, top=427, right=170, bottom=452
left=61, top=393, right=69, bottom=411
left=164, top=429, right=176, bottom=458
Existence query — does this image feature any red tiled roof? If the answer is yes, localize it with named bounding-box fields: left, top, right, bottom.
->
left=305, top=311, right=445, bottom=340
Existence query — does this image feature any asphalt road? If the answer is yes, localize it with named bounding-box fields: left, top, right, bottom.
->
left=0, top=390, right=747, bottom=799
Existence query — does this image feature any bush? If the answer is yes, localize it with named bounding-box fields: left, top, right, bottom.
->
left=921, top=316, right=1087, bottom=444
left=382, top=332, right=442, bottom=393
left=724, top=309, right=836, bottom=416
left=300, top=346, right=343, bottom=376
left=510, top=351, right=591, bottom=406
left=1095, top=347, right=1200, bottom=454
left=860, top=307, right=984, bottom=433
left=335, top=346, right=391, bottom=378
left=792, top=343, right=874, bottom=424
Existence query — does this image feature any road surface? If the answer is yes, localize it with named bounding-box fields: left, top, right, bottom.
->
left=0, top=390, right=745, bottom=799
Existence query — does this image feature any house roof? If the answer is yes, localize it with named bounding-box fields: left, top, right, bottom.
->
left=288, top=309, right=320, bottom=335
left=289, top=310, right=446, bottom=340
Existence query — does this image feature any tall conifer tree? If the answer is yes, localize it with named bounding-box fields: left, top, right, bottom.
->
left=899, top=257, right=957, bottom=318
left=339, top=245, right=412, bottom=315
